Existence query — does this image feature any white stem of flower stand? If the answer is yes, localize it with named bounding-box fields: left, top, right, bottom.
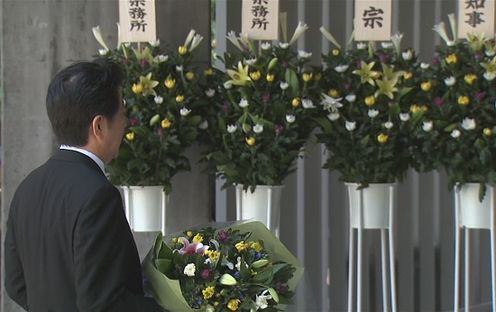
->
left=454, top=186, right=461, bottom=312
left=357, top=190, right=363, bottom=312
left=348, top=224, right=354, bottom=312
left=161, top=192, right=166, bottom=236
left=236, top=187, right=241, bottom=220
left=491, top=186, right=496, bottom=312
left=381, top=229, right=389, bottom=312
left=465, top=229, right=470, bottom=312
left=389, top=185, right=397, bottom=312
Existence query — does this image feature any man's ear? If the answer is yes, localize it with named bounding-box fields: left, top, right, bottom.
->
left=90, top=115, right=105, bottom=141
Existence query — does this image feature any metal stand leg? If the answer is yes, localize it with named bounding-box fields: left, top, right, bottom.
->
left=491, top=187, right=496, bottom=312
left=465, top=230, right=470, bottom=312
left=454, top=187, right=461, bottom=312
left=357, top=226, right=362, bottom=312
left=348, top=227, right=354, bottom=312
left=381, top=229, right=389, bottom=312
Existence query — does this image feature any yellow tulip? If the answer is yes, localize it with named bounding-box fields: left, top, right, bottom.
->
left=161, top=119, right=172, bottom=129
left=328, top=89, right=340, bottom=97
left=302, top=73, right=313, bottom=82
left=125, top=132, right=135, bottom=141
left=204, top=68, right=214, bottom=76
left=403, top=71, right=413, bottom=80
left=266, top=73, right=275, bottom=82
left=292, top=97, right=301, bottom=108
left=364, top=95, right=376, bottom=106
left=421, top=81, right=432, bottom=91
left=458, top=95, right=470, bottom=106
left=132, top=83, right=143, bottom=94
left=246, top=137, right=256, bottom=146
left=176, top=95, right=185, bottom=103
left=484, top=128, right=493, bottom=136
left=186, top=231, right=193, bottom=237
left=227, top=299, right=241, bottom=311
left=249, top=71, right=261, bottom=81
left=332, top=49, right=340, bottom=56
left=464, top=74, right=477, bottom=85
left=410, top=104, right=421, bottom=113
left=377, top=133, right=389, bottom=144
left=185, top=71, right=195, bottom=80
left=178, top=45, right=188, bottom=55
left=446, top=54, right=458, bottom=64
left=164, top=78, right=176, bottom=89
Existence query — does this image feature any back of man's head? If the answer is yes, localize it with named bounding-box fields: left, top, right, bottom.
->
left=46, top=59, right=125, bottom=147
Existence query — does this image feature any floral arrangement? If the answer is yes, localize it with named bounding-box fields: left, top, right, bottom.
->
left=143, top=221, right=303, bottom=312
left=412, top=14, right=496, bottom=198
left=205, top=22, right=321, bottom=191
left=315, top=28, right=420, bottom=186
left=92, top=27, right=205, bottom=193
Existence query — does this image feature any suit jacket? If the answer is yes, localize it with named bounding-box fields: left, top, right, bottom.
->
left=5, top=150, right=162, bottom=312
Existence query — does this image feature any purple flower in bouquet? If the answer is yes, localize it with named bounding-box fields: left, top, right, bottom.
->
left=275, top=124, right=284, bottom=136
left=200, top=269, right=212, bottom=280
left=217, top=230, right=229, bottom=242
left=434, top=97, right=444, bottom=107
left=221, top=101, right=230, bottom=114
left=475, top=91, right=486, bottom=101
left=262, top=93, right=271, bottom=103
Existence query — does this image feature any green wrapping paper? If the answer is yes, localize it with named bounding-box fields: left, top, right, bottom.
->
left=142, top=221, right=303, bottom=311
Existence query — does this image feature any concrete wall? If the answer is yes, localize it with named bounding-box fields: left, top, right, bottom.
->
left=0, top=1, right=212, bottom=311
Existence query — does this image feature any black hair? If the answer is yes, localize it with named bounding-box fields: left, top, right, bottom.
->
left=46, top=58, right=125, bottom=146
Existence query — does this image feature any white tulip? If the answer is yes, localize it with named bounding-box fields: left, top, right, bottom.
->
left=345, top=94, right=356, bottom=103
left=334, top=65, right=349, bottom=73
left=298, top=50, right=312, bottom=59
left=381, top=42, right=393, bottom=49
left=239, top=98, right=249, bottom=108
left=180, top=108, right=191, bottom=116
left=444, top=76, right=456, bottom=86
left=98, top=49, right=109, bottom=56
left=357, top=42, right=367, bottom=50
left=280, top=82, right=289, bottom=90
left=383, top=121, right=394, bottom=129
left=451, top=129, right=461, bottom=138
left=345, top=121, right=356, bottom=131
left=261, top=42, right=271, bottom=50
left=176, top=65, right=183, bottom=72
left=327, top=112, right=340, bottom=121
left=402, top=50, right=413, bottom=61
left=286, top=115, right=296, bottom=123
left=154, top=54, right=168, bottom=63
left=400, top=113, right=410, bottom=122
left=302, top=99, right=315, bottom=109
left=484, top=72, right=496, bottom=81
left=461, top=118, right=476, bottom=130
left=154, top=96, right=163, bottom=104
left=244, top=58, right=257, bottom=65
left=279, top=42, right=289, bottom=49
left=199, top=120, right=208, bottom=129
left=422, top=121, right=433, bottom=132
left=420, top=62, right=430, bottom=69
left=227, top=124, right=237, bottom=133
left=205, top=88, right=215, bottom=98
left=253, top=124, right=264, bottom=133
left=149, top=39, right=160, bottom=47
left=368, top=109, right=379, bottom=118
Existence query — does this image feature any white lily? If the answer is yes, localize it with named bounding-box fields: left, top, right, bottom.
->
left=345, top=121, right=356, bottom=131
left=334, top=65, right=349, bottom=73
left=345, top=94, right=356, bottom=103
left=154, top=54, right=168, bottom=63
left=327, top=112, right=340, bottom=121
left=448, top=13, right=458, bottom=42
left=319, top=26, right=341, bottom=49
left=357, top=42, right=367, bottom=50
left=321, top=94, right=343, bottom=111
left=286, top=115, right=296, bottom=123
left=253, top=124, right=264, bottom=133
left=444, top=76, right=456, bottom=86
left=400, top=113, right=410, bottom=121
left=381, top=42, right=393, bottom=49
left=239, top=98, right=249, bottom=108
left=184, top=30, right=196, bottom=47
left=391, top=32, right=403, bottom=56
left=227, top=124, right=237, bottom=133
left=289, top=21, right=309, bottom=45
left=461, top=118, right=476, bottom=130
left=180, top=108, right=191, bottom=116
left=226, top=30, right=244, bottom=50
left=368, top=109, right=379, bottom=118
left=451, top=129, right=461, bottom=138
left=279, top=42, right=289, bottom=49
left=92, top=26, right=109, bottom=51
left=302, top=98, right=315, bottom=109
left=205, top=88, right=215, bottom=97
left=422, top=121, right=433, bottom=132
left=255, top=290, right=272, bottom=310
left=433, top=21, right=455, bottom=46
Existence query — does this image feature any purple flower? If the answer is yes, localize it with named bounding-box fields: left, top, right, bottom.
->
left=156, top=128, right=164, bottom=138
left=255, top=252, right=262, bottom=260
left=262, top=93, right=271, bottom=103
left=140, top=59, right=149, bottom=67
left=222, top=101, right=230, bottom=114
left=276, top=282, right=289, bottom=294
left=282, top=60, right=289, bottom=68
left=378, top=53, right=389, bottom=63
left=432, top=56, right=440, bottom=66
left=200, top=269, right=212, bottom=280
left=475, top=52, right=483, bottom=61
left=275, top=124, right=285, bottom=136
left=475, top=91, right=486, bottom=101
left=129, top=117, right=139, bottom=126
left=217, top=230, right=229, bottom=242
left=434, top=97, right=444, bottom=107
left=234, top=271, right=240, bottom=279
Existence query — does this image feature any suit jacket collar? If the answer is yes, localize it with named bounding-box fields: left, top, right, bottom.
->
left=51, top=149, right=106, bottom=177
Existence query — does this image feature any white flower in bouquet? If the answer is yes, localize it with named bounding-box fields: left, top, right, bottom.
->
left=149, top=39, right=160, bottom=47
left=286, top=114, right=296, bottom=123
left=334, top=65, right=349, bottom=73
left=298, top=50, right=312, bottom=59
left=321, top=94, right=343, bottom=111
left=98, top=49, right=109, bottom=56
left=205, top=88, right=215, bottom=97
left=289, top=21, right=309, bottom=45
left=345, top=94, right=356, bottom=103
left=327, top=112, right=340, bottom=121
left=368, top=109, right=379, bottom=118
left=444, top=76, right=456, bottom=86
left=154, top=54, right=168, bottom=63
left=199, top=120, right=209, bottom=130
left=224, top=80, right=233, bottom=89
left=227, top=124, right=237, bottom=133
left=420, top=62, right=430, bottom=69
left=176, top=65, right=183, bottom=72
left=345, top=121, right=356, bottom=131
left=244, top=58, right=257, bottom=65
left=280, top=81, right=289, bottom=90
left=92, top=25, right=109, bottom=53
left=451, top=129, right=461, bottom=138
left=461, top=118, right=476, bottom=130
left=183, top=263, right=196, bottom=277
left=400, top=113, right=410, bottom=121
left=154, top=96, right=163, bottom=104
left=422, top=121, right=433, bottom=132
left=180, top=108, right=191, bottom=116
left=226, top=30, right=244, bottom=51
left=383, top=121, right=394, bottom=129
left=484, top=72, right=496, bottom=81
left=253, top=124, right=264, bottom=133
left=184, top=29, right=203, bottom=52
left=381, top=42, right=393, bottom=49
left=239, top=98, right=249, bottom=108
left=255, top=290, right=273, bottom=310
left=357, top=42, right=367, bottom=50
left=302, top=98, right=315, bottom=109
left=279, top=42, right=289, bottom=49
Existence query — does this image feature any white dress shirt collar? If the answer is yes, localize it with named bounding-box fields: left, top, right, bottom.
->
left=59, top=145, right=105, bottom=174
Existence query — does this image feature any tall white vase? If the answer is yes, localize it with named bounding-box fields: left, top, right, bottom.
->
left=457, top=183, right=491, bottom=228
left=120, top=186, right=168, bottom=234
left=346, top=183, right=395, bottom=229
left=235, top=185, right=284, bottom=237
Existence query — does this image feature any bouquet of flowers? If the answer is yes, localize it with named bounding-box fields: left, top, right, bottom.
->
left=92, top=27, right=204, bottom=193
left=412, top=14, right=496, bottom=198
left=205, top=22, right=321, bottom=191
left=143, top=221, right=303, bottom=311
left=315, top=28, right=419, bottom=186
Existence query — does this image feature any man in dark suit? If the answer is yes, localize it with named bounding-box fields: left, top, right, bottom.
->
left=5, top=59, right=163, bottom=311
